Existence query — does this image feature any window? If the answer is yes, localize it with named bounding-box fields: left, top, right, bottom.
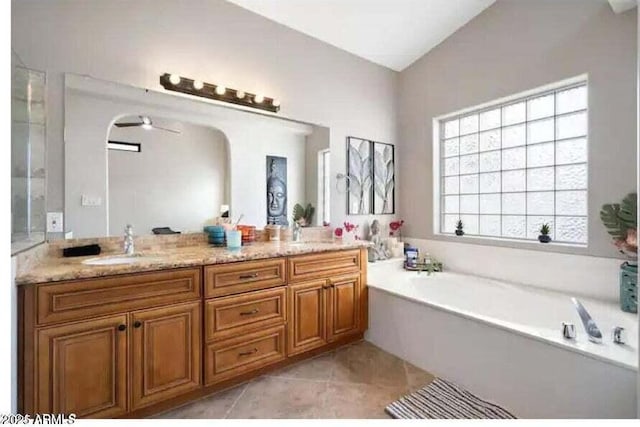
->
left=436, top=79, right=588, bottom=245
left=108, top=140, right=141, bottom=152
left=319, top=149, right=330, bottom=225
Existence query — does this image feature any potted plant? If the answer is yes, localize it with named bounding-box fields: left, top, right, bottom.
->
left=455, top=220, right=464, bottom=236
left=600, top=192, right=637, bottom=313
left=538, top=223, right=552, bottom=243
left=293, top=203, right=315, bottom=227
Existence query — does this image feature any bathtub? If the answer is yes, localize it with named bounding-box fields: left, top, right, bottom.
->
left=366, top=259, right=638, bottom=418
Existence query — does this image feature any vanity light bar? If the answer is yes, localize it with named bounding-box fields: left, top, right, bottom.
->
left=159, top=73, right=280, bottom=113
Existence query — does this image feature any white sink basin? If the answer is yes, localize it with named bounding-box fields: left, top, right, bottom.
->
left=82, top=255, right=159, bottom=266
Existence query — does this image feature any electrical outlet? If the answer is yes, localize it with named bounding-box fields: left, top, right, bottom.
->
left=46, top=212, right=64, bottom=233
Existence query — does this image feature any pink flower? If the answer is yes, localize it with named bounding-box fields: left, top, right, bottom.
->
left=389, top=219, right=405, bottom=237
left=334, top=227, right=343, bottom=237
left=343, top=222, right=358, bottom=233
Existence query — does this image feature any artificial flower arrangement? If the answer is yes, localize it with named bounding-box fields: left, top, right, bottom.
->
left=343, top=221, right=359, bottom=239
left=389, top=219, right=405, bottom=239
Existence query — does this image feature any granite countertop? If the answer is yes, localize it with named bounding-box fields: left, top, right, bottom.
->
left=15, top=240, right=371, bottom=285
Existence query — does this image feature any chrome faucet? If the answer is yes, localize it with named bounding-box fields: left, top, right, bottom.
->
left=571, top=298, right=602, bottom=343
left=124, top=224, right=134, bottom=255
left=292, top=221, right=302, bottom=242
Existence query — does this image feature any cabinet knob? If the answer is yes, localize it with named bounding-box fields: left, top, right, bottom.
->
left=117, top=324, right=126, bottom=331
left=134, top=321, right=142, bottom=328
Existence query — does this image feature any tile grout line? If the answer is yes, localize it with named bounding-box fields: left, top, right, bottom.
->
left=223, top=381, right=250, bottom=419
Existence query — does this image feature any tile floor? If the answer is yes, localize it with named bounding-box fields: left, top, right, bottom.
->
left=157, top=340, right=434, bottom=419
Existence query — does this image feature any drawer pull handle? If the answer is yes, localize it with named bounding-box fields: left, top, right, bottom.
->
left=239, top=348, right=258, bottom=356
left=240, top=308, right=260, bottom=316
left=239, top=273, right=259, bottom=280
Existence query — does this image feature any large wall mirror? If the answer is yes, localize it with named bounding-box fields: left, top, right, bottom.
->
left=63, top=75, right=330, bottom=239
left=107, top=116, right=229, bottom=236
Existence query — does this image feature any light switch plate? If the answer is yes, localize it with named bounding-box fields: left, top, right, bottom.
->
left=46, top=212, right=64, bottom=233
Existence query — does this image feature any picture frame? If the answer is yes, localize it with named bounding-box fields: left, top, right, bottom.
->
left=346, top=136, right=373, bottom=215
left=372, top=141, right=395, bottom=214
left=266, top=155, right=288, bottom=225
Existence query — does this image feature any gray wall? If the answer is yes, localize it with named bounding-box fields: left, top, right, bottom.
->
left=12, top=0, right=398, bottom=231
left=108, top=122, right=228, bottom=236
left=398, top=0, right=637, bottom=258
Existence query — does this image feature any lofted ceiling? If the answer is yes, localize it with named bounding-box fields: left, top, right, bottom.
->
left=225, top=0, right=496, bottom=71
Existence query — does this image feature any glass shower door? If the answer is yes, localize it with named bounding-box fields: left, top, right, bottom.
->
left=11, top=65, right=46, bottom=253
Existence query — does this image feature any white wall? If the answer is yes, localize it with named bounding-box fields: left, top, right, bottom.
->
left=108, top=121, right=228, bottom=235
left=64, top=76, right=314, bottom=237
left=398, top=0, right=637, bottom=259
left=11, top=0, right=398, bottom=232
left=406, top=237, right=624, bottom=302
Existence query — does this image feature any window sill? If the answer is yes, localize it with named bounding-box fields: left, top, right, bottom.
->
left=429, top=232, right=591, bottom=257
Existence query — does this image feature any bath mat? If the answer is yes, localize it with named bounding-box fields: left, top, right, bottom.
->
left=385, top=378, right=516, bottom=419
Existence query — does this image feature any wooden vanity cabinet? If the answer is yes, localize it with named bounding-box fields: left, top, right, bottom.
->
left=35, top=314, right=129, bottom=418
left=287, top=250, right=365, bottom=356
left=21, top=268, right=202, bottom=417
left=130, top=301, right=201, bottom=410
left=20, top=248, right=368, bottom=418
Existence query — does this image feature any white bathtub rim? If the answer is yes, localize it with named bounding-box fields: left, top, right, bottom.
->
left=367, top=283, right=637, bottom=373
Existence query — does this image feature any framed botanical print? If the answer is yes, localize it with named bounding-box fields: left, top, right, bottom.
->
left=372, top=141, right=395, bottom=214
left=346, top=136, right=373, bottom=215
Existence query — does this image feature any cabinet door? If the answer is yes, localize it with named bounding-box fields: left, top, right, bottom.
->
left=130, top=301, right=201, bottom=410
left=287, top=280, right=327, bottom=356
left=36, top=314, right=128, bottom=418
left=326, top=274, right=360, bottom=342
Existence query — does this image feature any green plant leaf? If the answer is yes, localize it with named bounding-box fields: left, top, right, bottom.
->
left=600, top=203, right=625, bottom=239
left=293, top=203, right=305, bottom=221
left=305, top=204, right=315, bottom=224
left=619, top=192, right=637, bottom=229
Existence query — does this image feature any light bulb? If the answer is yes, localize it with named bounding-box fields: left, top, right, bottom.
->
left=215, top=85, right=226, bottom=95
left=272, top=98, right=281, bottom=107
left=193, top=80, right=204, bottom=90
left=141, top=116, right=151, bottom=125
left=254, top=94, right=264, bottom=103
left=236, top=90, right=246, bottom=99
left=169, top=74, right=181, bottom=85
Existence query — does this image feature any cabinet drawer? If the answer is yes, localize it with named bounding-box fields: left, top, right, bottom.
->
left=205, top=287, right=286, bottom=342
left=36, top=268, right=201, bottom=325
left=205, top=325, right=286, bottom=385
left=288, top=250, right=361, bottom=283
left=204, top=258, right=286, bottom=298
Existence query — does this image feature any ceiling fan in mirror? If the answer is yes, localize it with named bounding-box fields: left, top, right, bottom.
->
left=114, top=116, right=181, bottom=134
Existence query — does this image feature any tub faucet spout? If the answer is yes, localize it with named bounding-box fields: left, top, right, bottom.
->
left=571, top=298, right=602, bottom=343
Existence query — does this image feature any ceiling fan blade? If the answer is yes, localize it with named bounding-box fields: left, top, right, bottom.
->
left=114, top=122, right=143, bottom=128
left=152, top=125, right=182, bottom=134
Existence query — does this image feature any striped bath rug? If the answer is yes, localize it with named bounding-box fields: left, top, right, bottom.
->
left=386, top=378, right=516, bottom=419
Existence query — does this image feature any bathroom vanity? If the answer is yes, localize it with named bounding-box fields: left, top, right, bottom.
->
left=16, top=242, right=369, bottom=418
